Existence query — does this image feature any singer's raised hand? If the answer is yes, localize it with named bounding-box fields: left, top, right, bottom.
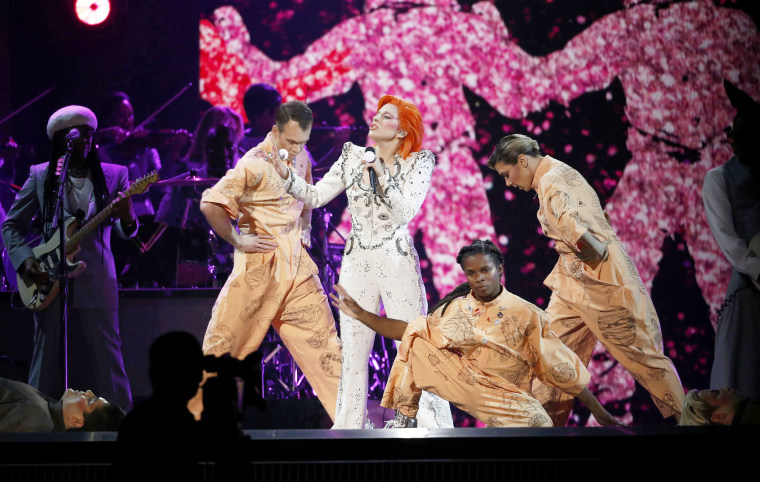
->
left=361, top=148, right=385, bottom=195
left=266, top=148, right=290, bottom=180
left=361, top=154, right=385, bottom=178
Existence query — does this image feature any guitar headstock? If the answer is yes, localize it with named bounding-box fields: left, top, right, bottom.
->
left=126, top=171, right=160, bottom=196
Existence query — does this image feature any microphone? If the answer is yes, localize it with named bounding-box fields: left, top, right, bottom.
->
left=363, top=147, right=377, bottom=195
left=65, top=128, right=81, bottom=141
left=278, top=149, right=289, bottom=161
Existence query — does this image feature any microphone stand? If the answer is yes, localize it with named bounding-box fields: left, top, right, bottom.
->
left=53, top=140, right=75, bottom=394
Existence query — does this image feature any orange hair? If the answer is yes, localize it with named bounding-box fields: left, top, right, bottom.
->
left=377, top=95, right=423, bottom=159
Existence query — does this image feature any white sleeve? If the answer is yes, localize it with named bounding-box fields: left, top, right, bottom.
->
left=703, top=168, right=760, bottom=279
left=286, top=143, right=350, bottom=208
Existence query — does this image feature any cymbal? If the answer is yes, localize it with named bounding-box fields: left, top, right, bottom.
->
left=155, top=176, right=219, bottom=187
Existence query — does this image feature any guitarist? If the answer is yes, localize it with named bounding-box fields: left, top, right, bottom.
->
left=1, top=105, right=137, bottom=411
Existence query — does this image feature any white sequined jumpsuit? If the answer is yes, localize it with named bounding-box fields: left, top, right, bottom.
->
left=285, top=141, right=454, bottom=428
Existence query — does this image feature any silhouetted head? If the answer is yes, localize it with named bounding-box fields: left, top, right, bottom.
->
left=724, top=79, right=760, bottom=175
left=243, top=83, right=282, bottom=129
left=148, top=331, right=204, bottom=403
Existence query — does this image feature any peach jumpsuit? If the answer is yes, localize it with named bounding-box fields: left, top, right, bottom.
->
left=381, top=287, right=590, bottom=427
left=200, top=133, right=342, bottom=420
left=529, top=156, right=684, bottom=425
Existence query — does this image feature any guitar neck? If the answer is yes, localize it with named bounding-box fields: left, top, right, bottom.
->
left=59, top=171, right=157, bottom=255
left=64, top=201, right=117, bottom=254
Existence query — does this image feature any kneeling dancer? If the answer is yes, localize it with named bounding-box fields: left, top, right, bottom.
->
left=331, top=240, right=622, bottom=427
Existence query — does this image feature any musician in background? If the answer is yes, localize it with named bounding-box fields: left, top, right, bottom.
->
left=0, top=136, right=20, bottom=289
left=1, top=105, right=137, bottom=411
left=0, top=135, right=20, bottom=214
left=239, top=83, right=282, bottom=154
left=161, top=105, right=243, bottom=184
left=96, top=91, right=163, bottom=217
left=703, top=81, right=760, bottom=399
left=153, top=106, right=244, bottom=286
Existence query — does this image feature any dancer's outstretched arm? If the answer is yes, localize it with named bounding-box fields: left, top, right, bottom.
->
left=330, top=284, right=408, bottom=341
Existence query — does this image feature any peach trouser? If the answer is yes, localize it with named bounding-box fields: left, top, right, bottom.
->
left=386, top=336, right=553, bottom=427
left=534, top=285, right=684, bottom=426
left=530, top=157, right=684, bottom=425
left=202, top=250, right=342, bottom=420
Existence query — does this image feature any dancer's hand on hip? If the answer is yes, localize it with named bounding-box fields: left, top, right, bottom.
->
left=235, top=233, right=277, bottom=253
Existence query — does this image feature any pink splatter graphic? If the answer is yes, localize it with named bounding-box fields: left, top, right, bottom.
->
left=199, top=1, right=554, bottom=297
left=545, top=0, right=760, bottom=326
left=199, top=18, right=252, bottom=121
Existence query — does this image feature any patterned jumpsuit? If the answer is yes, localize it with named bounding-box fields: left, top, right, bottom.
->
left=381, top=287, right=591, bottom=427
left=528, top=157, right=685, bottom=425
left=200, top=133, right=342, bottom=421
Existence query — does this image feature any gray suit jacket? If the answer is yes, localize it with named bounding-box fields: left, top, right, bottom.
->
left=1, top=162, right=136, bottom=309
left=0, top=377, right=64, bottom=432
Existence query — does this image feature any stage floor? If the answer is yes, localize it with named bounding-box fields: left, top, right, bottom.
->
left=0, top=425, right=749, bottom=481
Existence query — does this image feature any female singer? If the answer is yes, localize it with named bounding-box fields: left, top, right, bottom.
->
left=269, top=95, right=453, bottom=429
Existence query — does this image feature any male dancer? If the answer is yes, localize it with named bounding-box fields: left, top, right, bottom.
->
left=199, top=101, right=341, bottom=420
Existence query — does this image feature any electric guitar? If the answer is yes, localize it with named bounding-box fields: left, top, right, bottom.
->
left=17, top=171, right=159, bottom=311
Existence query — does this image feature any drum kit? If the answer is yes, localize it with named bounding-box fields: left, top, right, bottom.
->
left=155, top=175, right=225, bottom=288
left=113, top=173, right=227, bottom=288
